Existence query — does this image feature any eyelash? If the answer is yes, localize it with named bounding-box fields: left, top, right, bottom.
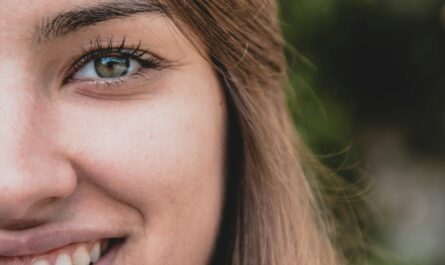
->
left=64, top=36, right=167, bottom=85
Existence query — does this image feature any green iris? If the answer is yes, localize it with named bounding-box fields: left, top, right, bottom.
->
left=94, top=57, right=130, bottom=78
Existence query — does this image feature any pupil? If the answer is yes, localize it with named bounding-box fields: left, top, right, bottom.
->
left=94, top=57, right=130, bottom=78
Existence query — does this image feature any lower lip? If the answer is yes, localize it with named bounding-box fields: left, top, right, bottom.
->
left=96, top=240, right=124, bottom=265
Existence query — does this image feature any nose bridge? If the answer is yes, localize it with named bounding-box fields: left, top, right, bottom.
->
left=0, top=74, right=45, bottom=163
left=0, top=50, right=56, bottom=163
left=0, top=71, right=76, bottom=221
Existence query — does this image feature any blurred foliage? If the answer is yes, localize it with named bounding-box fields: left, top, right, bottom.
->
left=280, top=0, right=445, bottom=154
left=279, top=0, right=445, bottom=264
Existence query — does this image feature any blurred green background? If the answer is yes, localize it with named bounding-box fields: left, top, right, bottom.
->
left=279, top=0, right=445, bottom=264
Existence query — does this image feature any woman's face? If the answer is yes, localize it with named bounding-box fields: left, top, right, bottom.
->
left=0, top=1, right=227, bottom=265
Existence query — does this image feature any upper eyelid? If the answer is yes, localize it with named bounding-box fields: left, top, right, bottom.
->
left=67, top=37, right=142, bottom=70
left=63, top=37, right=169, bottom=81
left=68, top=48, right=146, bottom=74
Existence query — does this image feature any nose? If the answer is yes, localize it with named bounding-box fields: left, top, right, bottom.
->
left=0, top=86, right=76, bottom=226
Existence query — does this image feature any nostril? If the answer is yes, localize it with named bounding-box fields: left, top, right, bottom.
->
left=36, top=197, right=60, bottom=208
left=0, top=219, right=46, bottom=231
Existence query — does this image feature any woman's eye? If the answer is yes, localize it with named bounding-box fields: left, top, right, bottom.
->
left=72, top=56, right=141, bottom=80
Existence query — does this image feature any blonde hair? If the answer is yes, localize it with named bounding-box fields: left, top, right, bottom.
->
left=156, top=0, right=347, bottom=264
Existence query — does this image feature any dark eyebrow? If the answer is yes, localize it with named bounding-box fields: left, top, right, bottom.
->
left=35, top=0, right=166, bottom=43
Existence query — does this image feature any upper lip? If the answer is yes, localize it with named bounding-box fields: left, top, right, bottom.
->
left=0, top=223, right=125, bottom=257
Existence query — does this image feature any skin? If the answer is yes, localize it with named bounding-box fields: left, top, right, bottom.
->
left=0, top=0, right=226, bottom=264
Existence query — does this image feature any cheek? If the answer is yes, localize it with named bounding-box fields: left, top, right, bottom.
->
left=56, top=67, right=226, bottom=259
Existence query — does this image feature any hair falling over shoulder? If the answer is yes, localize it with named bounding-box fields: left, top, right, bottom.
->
left=154, top=0, right=363, bottom=264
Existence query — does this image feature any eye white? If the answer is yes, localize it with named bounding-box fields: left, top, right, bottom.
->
left=72, top=57, right=141, bottom=80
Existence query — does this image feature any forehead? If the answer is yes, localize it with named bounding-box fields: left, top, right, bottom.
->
left=1, top=0, right=76, bottom=23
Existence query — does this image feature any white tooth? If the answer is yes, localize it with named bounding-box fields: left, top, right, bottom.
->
left=90, top=242, right=101, bottom=263
left=73, top=246, right=91, bottom=265
left=32, top=260, right=50, bottom=265
left=55, top=253, right=73, bottom=265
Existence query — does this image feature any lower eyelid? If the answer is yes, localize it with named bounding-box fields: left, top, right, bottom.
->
left=64, top=67, right=162, bottom=99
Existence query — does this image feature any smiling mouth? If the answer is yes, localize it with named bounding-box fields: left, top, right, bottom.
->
left=0, top=238, right=125, bottom=265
